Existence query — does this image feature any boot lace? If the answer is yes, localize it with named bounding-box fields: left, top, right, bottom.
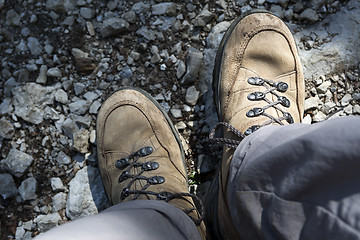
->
left=210, top=76, right=294, bottom=149
left=115, top=146, right=204, bottom=226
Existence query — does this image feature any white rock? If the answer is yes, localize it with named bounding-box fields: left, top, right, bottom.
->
left=66, top=166, right=109, bottom=220
left=185, top=86, right=200, bottom=106
left=18, top=177, right=37, bottom=201
left=176, top=60, right=186, bottom=79
left=317, top=80, right=331, bottom=94
left=47, top=67, right=62, bottom=78
left=206, top=21, right=231, bottom=49
left=151, top=2, right=177, bottom=16
left=341, top=93, right=352, bottom=106
left=36, top=65, right=48, bottom=84
left=3, top=148, right=34, bottom=178
left=353, top=105, right=360, bottom=114
left=12, top=83, right=58, bottom=124
left=344, top=105, right=353, bottom=115
left=27, top=37, right=43, bottom=56
left=34, top=212, right=62, bottom=232
left=89, top=100, right=101, bottom=114
left=57, top=151, right=71, bottom=165
left=15, top=225, right=25, bottom=240
left=297, top=2, right=360, bottom=79
left=312, top=111, right=327, bottom=122
left=51, top=177, right=66, bottom=191
left=52, top=192, right=67, bottom=212
left=302, top=114, right=312, bottom=124
left=170, top=109, right=182, bottom=118
left=89, top=130, right=96, bottom=144
left=175, top=121, right=186, bottom=130
left=69, top=99, right=91, bottom=115
left=54, top=89, right=69, bottom=104
left=0, top=98, right=13, bottom=115
left=73, top=128, right=90, bottom=153
left=304, top=96, right=321, bottom=111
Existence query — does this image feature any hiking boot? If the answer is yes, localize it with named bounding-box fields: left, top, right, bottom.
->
left=96, top=87, right=206, bottom=239
left=207, top=12, right=304, bottom=239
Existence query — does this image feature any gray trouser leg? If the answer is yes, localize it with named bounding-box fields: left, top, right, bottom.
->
left=35, top=200, right=200, bottom=240
left=228, top=116, right=360, bottom=240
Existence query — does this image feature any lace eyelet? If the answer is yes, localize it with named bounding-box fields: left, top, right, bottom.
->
left=246, top=108, right=264, bottom=117
left=247, top=76, right=265, bottom=86
left=274, top=82, right=288, bottom=92
left=137, top=146, right=153, bottom=157
left=121, top=188, right=130, bottom=200
left=244, top=125, right=260, bottom=136
left=142, top=161, right=159, bottom=171
left=284, top=113, right=294, bottom=124
left=278, top=96, right=290, bottom=107
left=157, top=191, right=172, bottom=200
left=148, top=176, right=165, bottom=185
left=248, top=92, right=265, bottom=101
left=118, top=171, right=130, bottom=183
left=115, top=158, right=130, bottom=169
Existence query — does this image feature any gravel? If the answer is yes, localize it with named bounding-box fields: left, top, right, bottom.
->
left=0, top=0, right=359, bottom=238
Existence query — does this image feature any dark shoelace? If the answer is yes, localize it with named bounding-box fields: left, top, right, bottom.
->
left=115, top=147, right=204, bottom=226
left=210, top=77, right=294, bottom=149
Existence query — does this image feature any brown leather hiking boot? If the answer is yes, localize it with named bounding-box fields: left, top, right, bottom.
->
left=96, top=87, right=206, bottom=239
left=207, top=12, right=304, bottom=239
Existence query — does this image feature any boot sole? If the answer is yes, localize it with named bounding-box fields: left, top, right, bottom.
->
left=97, top=87, right=188, bottom=182
left=213, top=10, right=279, bottom=121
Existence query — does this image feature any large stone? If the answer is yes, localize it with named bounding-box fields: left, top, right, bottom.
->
left=68, top=99, right=91, bottom=115
left=0, top=173, right=18, bottom=199
left=100, top=18, right=130, bottom=38
left=73, top=128, right=90, bottom=153
left=0, top=117, right=14, bottom=139
left=193, top=9, right=214, bottom=27
left=56, top=151, right=71, bottom=165
left=34, top=213, right=62, bottom=232
left=181, top=47, right=203, bottom=85
left=0, top=98, right=13, bottom=115
left=151, top=3, right=177, bottom=16
left=36, top=65, right=48, bottom=84
left=71, top=48, right=96, bottom=73
left=341, top=93, right=352, bottom=106
left=80, top=7, right=95, bottom=19
left=3, top=148, right=34, bottom=178
left=136, top=26, right=156, bottom=41
left=299, top=8, right=319, bottom=22
left=18, top=177, right=37, bottom=201
left=206, top=21, right=231, bottom=49
left=12, top=83, right=57, bottom=124
left=54, top=89, right=69, bottom=104
left=185, top=86, right=200, bottom=106
left=46, top=0, right=75, bottom=12
left=132, top=2, right=150, bottom=14
left=317, top=80, right=331, bottom=94
left=52, top=192, right=67, bottom=212
left=6, top=9, right=21, bottom=27
left=304, top=96, right=322, bottom=111
left=66, top=166, right=109, bottom=220
left=51, top=177, right=66, bottom=191
left=27, top=37, right=43, bottom=56
left=296, top=1, right=360, bottom=79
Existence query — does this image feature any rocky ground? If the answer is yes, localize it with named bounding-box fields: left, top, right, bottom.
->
left=0, top=0, right=360, bottom=239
